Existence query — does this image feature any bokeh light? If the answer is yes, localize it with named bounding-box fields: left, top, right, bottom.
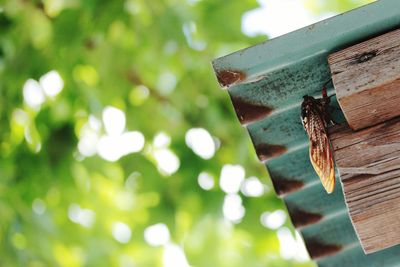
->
left=144, top=223, right=170, bottom=247
left=219, top=164, right=245, bottom=194
left=39, top=70, right=64, bottom=97
left=223, top=193, right=246, bottom=223
left=260, top=210, right=287, bottom=230
left=185, top=128, right=216, bottom=159
left=197, top=171, right=215, bottom=190
left=112, top=222, right=132, bottom=244
left=23, top=79, right=45, bottom=109
left=0, top=0, right=370, bottom=266
left=241, top=176, right=266, bottom=197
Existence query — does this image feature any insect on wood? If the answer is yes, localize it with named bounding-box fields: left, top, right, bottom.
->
left=301, top=84, right=336, bottom=193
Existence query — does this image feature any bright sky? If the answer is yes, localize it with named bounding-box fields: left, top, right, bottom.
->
left=242, top=0, right=336, bottom=38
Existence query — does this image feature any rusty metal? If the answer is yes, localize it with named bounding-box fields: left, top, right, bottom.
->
left=287, top=207, right=323, bottom=228
left=212, top=0, right=400, bottom=266
left=254, top=143, right=287, bottom=161
left=230, top=95, right=273, bottom=124
left=270, top=176, right=304, bottom=196
left=215, top=69, right=246, bottom=87
left=304, top=240, right=342, bottom=260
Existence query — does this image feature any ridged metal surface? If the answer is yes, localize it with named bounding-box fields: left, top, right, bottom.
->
left=212, top=0, right=400, bottom=266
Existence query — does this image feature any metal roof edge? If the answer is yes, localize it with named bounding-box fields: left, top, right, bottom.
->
left=212, top=0, right=400, bottom=88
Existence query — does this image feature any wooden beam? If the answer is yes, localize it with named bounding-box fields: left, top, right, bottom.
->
left=329, top=118, right=400, bottom=253
left=328, top=28, right=400, bottom=130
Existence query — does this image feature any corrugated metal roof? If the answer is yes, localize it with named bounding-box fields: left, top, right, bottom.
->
left=212, top=0, right=400, bottom=266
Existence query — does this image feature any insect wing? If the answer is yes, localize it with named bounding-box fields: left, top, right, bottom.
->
left=303, top=102, right=335, bottom=193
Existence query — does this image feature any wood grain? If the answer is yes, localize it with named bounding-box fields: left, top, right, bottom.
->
left=328, top=28, right=400, bottom=130
left=329, top=118, right=400, bottom=253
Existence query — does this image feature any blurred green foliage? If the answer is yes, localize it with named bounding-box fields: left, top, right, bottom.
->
left=0, top=1, right=371, bottom=267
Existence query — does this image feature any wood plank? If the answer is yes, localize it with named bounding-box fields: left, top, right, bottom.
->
left=328, top=28, right=400, bottom=130
left=329, top=118, right=400, bottom=253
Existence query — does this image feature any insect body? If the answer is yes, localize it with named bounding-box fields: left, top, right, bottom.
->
left=301, top=88, right=335, bottom=194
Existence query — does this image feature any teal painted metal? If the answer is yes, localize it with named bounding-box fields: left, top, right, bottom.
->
left=212, top=0, right=400, bottom=266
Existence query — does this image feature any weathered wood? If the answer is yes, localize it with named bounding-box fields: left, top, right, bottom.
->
left=328, top=28, right=400, bottom=130
left=329, top=118, right=400, bottom=254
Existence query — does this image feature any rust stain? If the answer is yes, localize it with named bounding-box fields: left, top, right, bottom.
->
left=304, top=240, right=342, bottom=259
left=216, top=69, right=246, bottom=87
left=287, top=207, right=323, bottom=228
left=255, top=143, right=287, bottom=161
left=231, top=96, right=273, bottom=124
left=270, top=175, right=304, bottom=197
left=230, top=96, right=273, bottom=125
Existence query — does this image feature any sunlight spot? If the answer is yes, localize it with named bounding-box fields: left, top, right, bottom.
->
left=219, top=164, right=245, bottom=194
left=89, top=115, right=102, bottom=131
left=97, top=135, right=122, bottom=162
left=32, top=198, right=46, bottom=215
left=223, top=193, right=245, bottom=223
left=68, top=204, right=96, bottom=228
left=91, top=106, right=145, bottom=161
left=121, top=131, right=145, bottom=154
left=97, top=135, right=121, bottom=161
left=39, top=70, right=64, bottom=97
left=294, top=230, right=310, bottom=262
left=277, top=227, right=297, bottom=260
left=241, top=176, right=265, bottom=197
left=157, top=71, right=177, bottom=95
left=260, top=210, right=286, bottom=229
left=153, top=148, right=180, bottom=176
left=242, top=0, right=334, bottom=38
left=163, top=243, right=191, bottom=267
left=153, top=132, right=171, bottom=148
left=23, top=79, right=45, bottom=109
left=144, top=223, right=170, bottom=247
left=112, top=222, right=132, bottom=244
left=77, top=115, right=101, bottom=157
left=102, top=106, right=126, bottom=136
left=185, top=128, right=215, bottom=160
left=97, top=131, right=145, bottom=161
left=78, top=124, right=99, bottom=157
left=197, top=172, right=214, bottom=190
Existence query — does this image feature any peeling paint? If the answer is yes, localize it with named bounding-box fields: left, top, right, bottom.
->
left=216, top=69, right=246, bottom=87
left=255, top=143, right=287, bottom=161
left=230, top=95, right=273, bottom=125
left=305, top=240, right=342, bottom=259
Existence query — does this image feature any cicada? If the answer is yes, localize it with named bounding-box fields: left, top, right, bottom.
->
left=301, top=86, right=335, bottom=194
